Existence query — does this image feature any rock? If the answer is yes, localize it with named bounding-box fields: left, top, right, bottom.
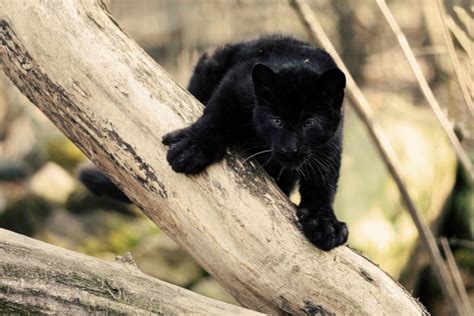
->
left=0, top=160, right=28, bottom=181
left=29, top=162, right=76, bottom=204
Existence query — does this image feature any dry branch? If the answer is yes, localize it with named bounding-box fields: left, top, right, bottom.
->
left=446, top=15, right=471, bottom=58
left=289, top=0, right=463, bottom=315
left=0, top=229, right=261, bottom=315
left=0, top=1, right=427, bottom=315
left=376, top=0, right=473, bottom=181
left=440, top=237, right=474, bottom=316
left=435, top=0, right=473, bottom=116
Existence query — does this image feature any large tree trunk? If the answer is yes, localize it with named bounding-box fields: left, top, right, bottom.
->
left=0, top=1, right=427, bottom=315
left=0, top=229, right=262, bottom=315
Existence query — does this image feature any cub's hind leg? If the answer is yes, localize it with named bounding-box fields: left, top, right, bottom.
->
left=187, top=44, right=241, bottom=104
left=78, top=165, right=130, bottom=203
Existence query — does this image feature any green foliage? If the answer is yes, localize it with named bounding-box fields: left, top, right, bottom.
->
left=455, top=249, right=474, bottom=274
left=45, top=137, right=86, bottom=172
left=77, top=212, right=152, bottom=257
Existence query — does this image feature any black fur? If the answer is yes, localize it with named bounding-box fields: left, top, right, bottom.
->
left=164, top=35, right=348, bottom=251
left=80, top=35, right=348, bottom=251
left=78, top=165, right=131, bottom=203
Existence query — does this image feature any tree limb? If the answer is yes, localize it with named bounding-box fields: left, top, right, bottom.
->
left=0, top=228, right=261, bottom=315
left=0, top=1, right=427, bottom=314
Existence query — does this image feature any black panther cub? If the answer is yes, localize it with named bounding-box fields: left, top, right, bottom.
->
left=80, top=35, right=348, bottom=251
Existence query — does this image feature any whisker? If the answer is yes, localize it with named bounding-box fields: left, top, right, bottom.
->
left=304, top=159, right=318, bottom=181
left=277, top=165, right=285, bottom=181
left=312, top=152, right=338, bottom=176
left=262, top=154, right=274, bottom=168
left=303, top=165, right=310, bottom=181
left=308, top=155, right=327, bottom=184
left=242, top=149, right=273, bottom=165
left=298, top=165, right=306, bottom=180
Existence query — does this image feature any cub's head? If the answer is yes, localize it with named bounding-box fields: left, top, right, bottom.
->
left=251, top=63, right=346, bottom=168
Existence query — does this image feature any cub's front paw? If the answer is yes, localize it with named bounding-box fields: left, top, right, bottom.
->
left=297, top=208, right=348, bottom=251
left=162, top=129, right=223, bottom=174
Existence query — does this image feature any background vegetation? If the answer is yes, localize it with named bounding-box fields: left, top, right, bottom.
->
left=0, top=0, right=472, bottom=314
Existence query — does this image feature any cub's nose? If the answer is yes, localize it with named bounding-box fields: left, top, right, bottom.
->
left=275, top=146, right=299, bottom=157
left=278, top=148, right=298, bottom=155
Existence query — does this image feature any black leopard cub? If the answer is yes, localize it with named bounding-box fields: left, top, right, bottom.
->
left=80, top=35, right=348, bottom=251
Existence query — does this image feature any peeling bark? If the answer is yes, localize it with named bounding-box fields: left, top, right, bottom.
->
left=0, top=229, right=261, bottom=315
left=0, top=1, right=427, bottom=315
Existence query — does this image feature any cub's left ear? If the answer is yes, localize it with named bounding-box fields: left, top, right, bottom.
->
left=318, top=68, right=346, bottom=94
left=251, top=63, right=277, bottom=86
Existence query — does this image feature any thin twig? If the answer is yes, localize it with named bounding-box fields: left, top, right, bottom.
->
left=289, top=1, right=465, bottom=315
left=452, top=5, right=472, bottom=55
left=435, top=0, right=473, bottom=116
left=376, top=0, right=473, bottom=182
left=440, top=237, right=473, bottom=316
left=439, top=238, right=474, bottom=250
left=445, top=15, right=471, bottom=57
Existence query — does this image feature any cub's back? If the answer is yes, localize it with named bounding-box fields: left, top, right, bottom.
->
left=187, top=35, right=336, bottom=105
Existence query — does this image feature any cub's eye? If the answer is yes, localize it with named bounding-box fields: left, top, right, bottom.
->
left=304, top=118, right=316, bottom=128
left=271, top=118, right=283, bottom=127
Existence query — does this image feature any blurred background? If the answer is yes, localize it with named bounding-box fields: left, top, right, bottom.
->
left=0, top=0, right=472, bottom=314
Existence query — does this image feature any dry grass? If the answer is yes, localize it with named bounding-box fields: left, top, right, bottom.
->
left=377, top=0, right=473, bottom=183
left=291, top=0, right=471, bottom=315
left=435, top=0, right=472, bottom=116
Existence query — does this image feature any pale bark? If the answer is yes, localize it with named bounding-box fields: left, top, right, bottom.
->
left=0, top=229, right=261, bottom=315
left=0, top=1, right=427, bottom=315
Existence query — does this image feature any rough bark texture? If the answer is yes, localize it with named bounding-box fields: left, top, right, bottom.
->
left=0, top=229, right=261, bottom=315
left=0, top=1, right=427, bottom=315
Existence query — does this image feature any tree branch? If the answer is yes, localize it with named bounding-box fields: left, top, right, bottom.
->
left=0, top=1, right=426, bottom=314
left=0, top=229, right=261, bottom=315
left=434, top=0, right=473, bottom=116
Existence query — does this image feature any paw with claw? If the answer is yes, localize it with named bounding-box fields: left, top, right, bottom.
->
left=162, top=128, right=225, bottom=174
left=297, top=208, right=348, bottom=251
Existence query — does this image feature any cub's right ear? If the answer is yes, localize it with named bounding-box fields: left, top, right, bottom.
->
left=251, top=63, right=277, bottom=87
left=318, top=68, right=346, bottom=95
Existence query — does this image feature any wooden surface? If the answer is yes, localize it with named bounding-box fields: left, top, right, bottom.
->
left=0, top=229, right=262, bottom=315
left=0, top=1, right=427, bottom=314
